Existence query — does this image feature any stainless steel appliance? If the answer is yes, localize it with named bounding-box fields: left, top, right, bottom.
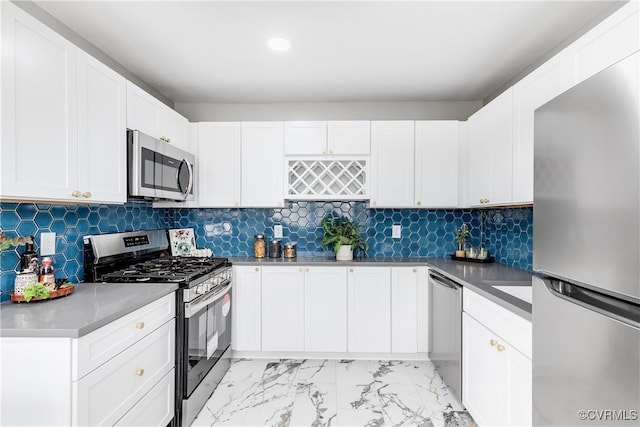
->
left=84, top=230, right=232, bottom=427
left=128, top=129, right=195, bottom=202
left=428, top=269, right=462, bottom=402
left=533, top=52, right=640, bottom=426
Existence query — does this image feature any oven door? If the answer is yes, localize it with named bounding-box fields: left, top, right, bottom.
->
left=128, top=129, right=195, bottom=201
left=183, top=283, right=232, bottom=398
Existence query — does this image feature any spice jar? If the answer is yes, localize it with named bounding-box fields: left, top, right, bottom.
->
left=254, top=234, right=266, bottom=258
left=269, top=239, right=281, bottom=258
left=283, top=242, right=297, bottom=259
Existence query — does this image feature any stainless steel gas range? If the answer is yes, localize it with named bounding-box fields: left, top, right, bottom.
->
left=83, top=230, right=232, bottom=427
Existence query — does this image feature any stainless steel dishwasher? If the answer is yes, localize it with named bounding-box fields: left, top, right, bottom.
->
left=428, top=269, right=462, bottom=402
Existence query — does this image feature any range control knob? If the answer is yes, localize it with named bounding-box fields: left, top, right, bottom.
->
left=196, top=284, right=206, bottom=295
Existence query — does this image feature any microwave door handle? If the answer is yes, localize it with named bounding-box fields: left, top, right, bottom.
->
left=185, top=158, right=194, bottom=197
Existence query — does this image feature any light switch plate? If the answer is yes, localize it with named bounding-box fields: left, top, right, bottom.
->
left=392, top=225, right=402, bottom=239
left=40, top=232, right=56, bottom=255
left=274, top=225, right=283, bottom=239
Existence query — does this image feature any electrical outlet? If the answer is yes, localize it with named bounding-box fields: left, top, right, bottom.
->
left=274, top=225, right=283, bottom=239
left=40, top=232, right=56, bottom=255
left=392, top=225, right=402, bottom=239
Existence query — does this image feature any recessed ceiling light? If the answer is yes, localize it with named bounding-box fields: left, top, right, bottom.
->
left=267, top=37, right=291, bottom=52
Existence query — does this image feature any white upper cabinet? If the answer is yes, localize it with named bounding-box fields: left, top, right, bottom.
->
left=569, top=1, right=639, bottom=85
left=197, top=122, right=242, bottom=207
left=1, top=2, right=78, bottom=201
left=327, top=121, right=371, bottom=155
left=125, top=81, right=190, bottom=150
left=77, top=51, right=127, bottom=204
left=414, top=121, right=460, bottom=208
left=241, top=122, right=285, bottom=207
left=284, top=121, right=370, bottom=155
left=284, top=121, right=328, bottom=155
left=370, top=121, right=415, bottom=208
left=1, top=2, right=126, bottom=204
left=512, top=53, right=573, bottom=204
left=467, top=88, right=514, bottom=207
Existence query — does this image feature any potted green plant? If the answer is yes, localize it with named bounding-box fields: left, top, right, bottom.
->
left=453, top=224, right=470, bottom=257
left=321, top=216, right=369, bottom=261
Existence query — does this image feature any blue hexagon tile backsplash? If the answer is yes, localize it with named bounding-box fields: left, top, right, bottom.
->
left=0, top=200, right=532, bottom=301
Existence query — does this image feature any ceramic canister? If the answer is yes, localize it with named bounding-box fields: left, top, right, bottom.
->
left=14, top=271, right=38, bottom=295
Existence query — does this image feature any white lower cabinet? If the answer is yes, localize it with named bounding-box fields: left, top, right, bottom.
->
left=304, top=266, right=348, bottom=352
left=115, top=369, right=174, bottom=427
left=462, top=289, right=532, bottom=426
left=73, top=320, right=175, bottom=426
left=347, top=267, right=391, bottom=353
left=232, top=265, right=427, bottom=356
left=391, top=266, right=430, bottom=354
left=232, top=266, right=262, bottom=352
left=0, top=293, right=176, bottom=427
left=261, top=266, right=305, bottom=351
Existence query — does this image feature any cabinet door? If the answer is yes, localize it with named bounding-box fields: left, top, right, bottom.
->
left=77, top=51, right=127, bottom=204
left=261, top=267, right=304, bottom=351
left=504, top=343, right=532, bottom=427
left=391, top=267, right=418, bottom=353
left=414, top=121, right=460, bottom=208
left=241, top=122, right=285, bottom=207
left=232, top=266, right=262, bottom=352
left=570, top=2, right=639, bottom=85
left=512, top=53, right=572, bottom=204
left=304, top=266, right=348, bottom=352
left=370, top=121, right=415, bottom=207
left=347, top=267, right=391, bottom=353
left=462, top=313, right=504, bottom=426
left=162, top=107, right=190, bottom=151
left=328, top=121, right=370, bottom=155
left=126, top=81, right=161, bottom=138
left=284, top=121, right=327, bottom=155
left=197, top=122, right=242, bottom=207
left=1, top=2, right=79, bottom=201
left=468, top=90, right=514, bottom=207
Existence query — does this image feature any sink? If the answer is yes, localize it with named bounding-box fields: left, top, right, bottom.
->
left=492, top=285, right=532, bottom=304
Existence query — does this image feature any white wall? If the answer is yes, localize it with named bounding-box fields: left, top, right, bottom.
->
left=175, top=101, right=483, bottom=122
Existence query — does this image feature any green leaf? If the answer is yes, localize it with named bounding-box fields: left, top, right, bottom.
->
left=22, top=283, right=50, bottom=302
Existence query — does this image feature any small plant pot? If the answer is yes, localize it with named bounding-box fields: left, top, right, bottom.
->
left=336, top=245, right=353, bottom=261
left=455, top=250, right=466, bottom=258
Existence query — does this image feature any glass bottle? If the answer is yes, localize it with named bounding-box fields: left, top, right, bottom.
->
left=254, top=234, right=266, bottom=258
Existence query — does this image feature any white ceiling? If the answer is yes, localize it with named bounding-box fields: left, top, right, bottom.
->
left=35, top=1, right=621, bottom=104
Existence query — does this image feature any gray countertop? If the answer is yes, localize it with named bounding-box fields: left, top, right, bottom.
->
left=0, top=282, right=178, bottom=338
left=230, top=255, right=534, bottom=320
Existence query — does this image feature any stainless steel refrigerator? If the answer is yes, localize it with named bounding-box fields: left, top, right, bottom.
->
left=533, top=51, right=640, bottom=426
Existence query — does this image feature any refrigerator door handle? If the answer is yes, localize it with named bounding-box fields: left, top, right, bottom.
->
left=543, top=278, right=640, bottom=329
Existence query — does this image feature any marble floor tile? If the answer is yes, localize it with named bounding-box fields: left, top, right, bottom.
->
left=191, top=359, right=476, bottom=427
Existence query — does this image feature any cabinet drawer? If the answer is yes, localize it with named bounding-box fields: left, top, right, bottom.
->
left=73, top=319, right=175, bottom=426
left=115, top=368, right=175, bottom=427
left=73, top=293, right=174, bottom=380
left=463, top=289, right=531, bottom=358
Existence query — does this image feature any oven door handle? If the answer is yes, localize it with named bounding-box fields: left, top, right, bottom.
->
left=184, top=281, right=232, bottom=318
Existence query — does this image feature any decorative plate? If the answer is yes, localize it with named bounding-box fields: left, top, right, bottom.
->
left=169, top=228, right=196, bottom=256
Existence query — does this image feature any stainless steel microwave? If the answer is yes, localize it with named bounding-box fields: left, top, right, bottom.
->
left=127, top=129, right=195, bottom=201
